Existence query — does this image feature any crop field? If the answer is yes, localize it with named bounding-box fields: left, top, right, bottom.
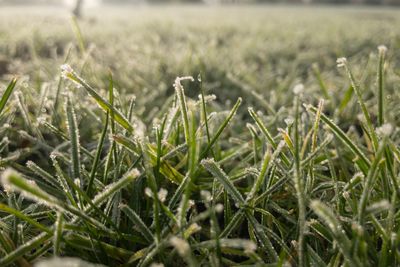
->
left=1, top=5, right=400, bottom=266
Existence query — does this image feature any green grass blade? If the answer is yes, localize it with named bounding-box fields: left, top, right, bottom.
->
left=174, top=76, right=193, bottom=145
left=0, top=78, right=17, bottom=115
left=26, top=161, right=62, bottom=190
left=1, top=169, right=63, bottom=208
left=338, top=58, right=378, bottom=151
left=71, top=15, right=86, bottom=54
left=0, top=203, right=51, bottom=234
left=248, top=107, right=289, bottom=166
left=200, top=97, right=241, bottom=159
left=248, top=107, right=277, bottom=149
left=310, top=200, right=361, bottom=267
left=311, top=64, right=330, bottom=101
left=0, top=233, right=51, bottom=267
left=244, top=210, right=278, bottom=261
left=90, top=169, right=140, bottom=208
left=357, top=140, right=386, bottom=225
left=246, top=148, right=271, bottom=203
left=305, top=104, right=370, bottom=173
left=201, top=158, right=245, bottom=205
left=61, top=65, right=134, bottom=133
left=87, top=113, right=109, bottom=195
left=53, top=211, right=64, bottom=256
left=199, top=74, right=213, bottom=156
left=377, top=46, right=387, bottom=126
left=119, top=204, right=153, bottom=243
left=293, top=89, right=306, bottom=267
left=65, top=95, right=81, bottom=185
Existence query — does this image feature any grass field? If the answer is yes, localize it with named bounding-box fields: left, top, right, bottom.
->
left=1, top=5, right=400, bottom=266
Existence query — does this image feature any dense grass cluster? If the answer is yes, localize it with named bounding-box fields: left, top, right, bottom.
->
left=1, top=5, right=400, bottom=267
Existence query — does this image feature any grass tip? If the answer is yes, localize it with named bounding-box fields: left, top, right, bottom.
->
left=118, top=203, right=128, bottom=209
left=0, top=168, right=19, bottom=190
left=144, top=187, right=153, bottom=198
left=26, top=161, right=34, bottom=167
left=336, top=57, right=347, bottom=68
left=157, top=188, right=168, bottom=203
left=378, top=45, right=388, bottom=54
left=126, top=168, right=140, bottom=179
left=60, top=64, right=74, bottom=78
left=293, top=84, right=304, bottom=95
left=200, top=158, right=215, bottom=165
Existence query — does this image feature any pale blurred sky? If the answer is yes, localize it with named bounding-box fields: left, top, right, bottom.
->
left=63, top=0, right=100, bottom=7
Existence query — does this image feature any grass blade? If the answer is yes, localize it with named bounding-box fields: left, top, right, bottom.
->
left=0, top=232, right=51, bottom=267
left=337, top=58, right=378, bottom=150
left=201, top=158, right=245, bottom=205
left=65, top=95, right=81, bottom=185
left=119, top=204, right=153, bottom=243
left=174, top=76, right=193, bottom=145
left=0, top=203, right=51, bottom=234
left=87, top=113, right=109, bottom=195
left=53, top=211, right=64, bottom=256
left=310, top=200, right=361, bottom=267
left=377, top=45, right=387, bottom=126
left=305, top=104, right=370, bottom=173
left=61, top=65, right=134, bottom=133
left=200, top=97, right=242, bottom=159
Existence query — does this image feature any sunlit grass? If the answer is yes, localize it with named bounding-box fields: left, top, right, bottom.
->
left=0, top=6, right=400, bottom=267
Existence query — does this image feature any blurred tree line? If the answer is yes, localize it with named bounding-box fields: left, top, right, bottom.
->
left=0, top=0, right=399, bottom=6
left=101, top=0, right=400, bottom=4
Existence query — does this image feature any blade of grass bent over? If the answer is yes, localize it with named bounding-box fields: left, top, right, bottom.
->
left=61, top=65, right=134, bottom=133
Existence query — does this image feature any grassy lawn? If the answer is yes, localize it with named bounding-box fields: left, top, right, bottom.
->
left=0, top=5, right=400, bottom=266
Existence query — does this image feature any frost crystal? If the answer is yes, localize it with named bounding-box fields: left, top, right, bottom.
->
left=376, top=123, right=393, bottom=137
left=336, top=57, right=347, bottom=68
left=37, top=116, right=47, bottom=125
left=60, top=64, right=82, bottom=88
left=1, top=169, right=15, bottom=193
left=144, top=187, right=153, bottom=198
left=188, top=223, right=202, bottom=234
left=170, top=236, right=190, bottom=256
left=244, top=241, right=257, bottom=253
left=215, top=203, right=224, bottom=213
left=157, top=188, right=168, bottom=203
left=293, top=84, right=304, bottom=95
left=200, top=190, right=212, bottom=202
left=284, top=117, right=294, bottom=126
left=174, top=76, right=194, bottom=88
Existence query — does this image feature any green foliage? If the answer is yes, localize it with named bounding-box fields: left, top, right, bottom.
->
left=0, top=6, right=400, bottom=267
